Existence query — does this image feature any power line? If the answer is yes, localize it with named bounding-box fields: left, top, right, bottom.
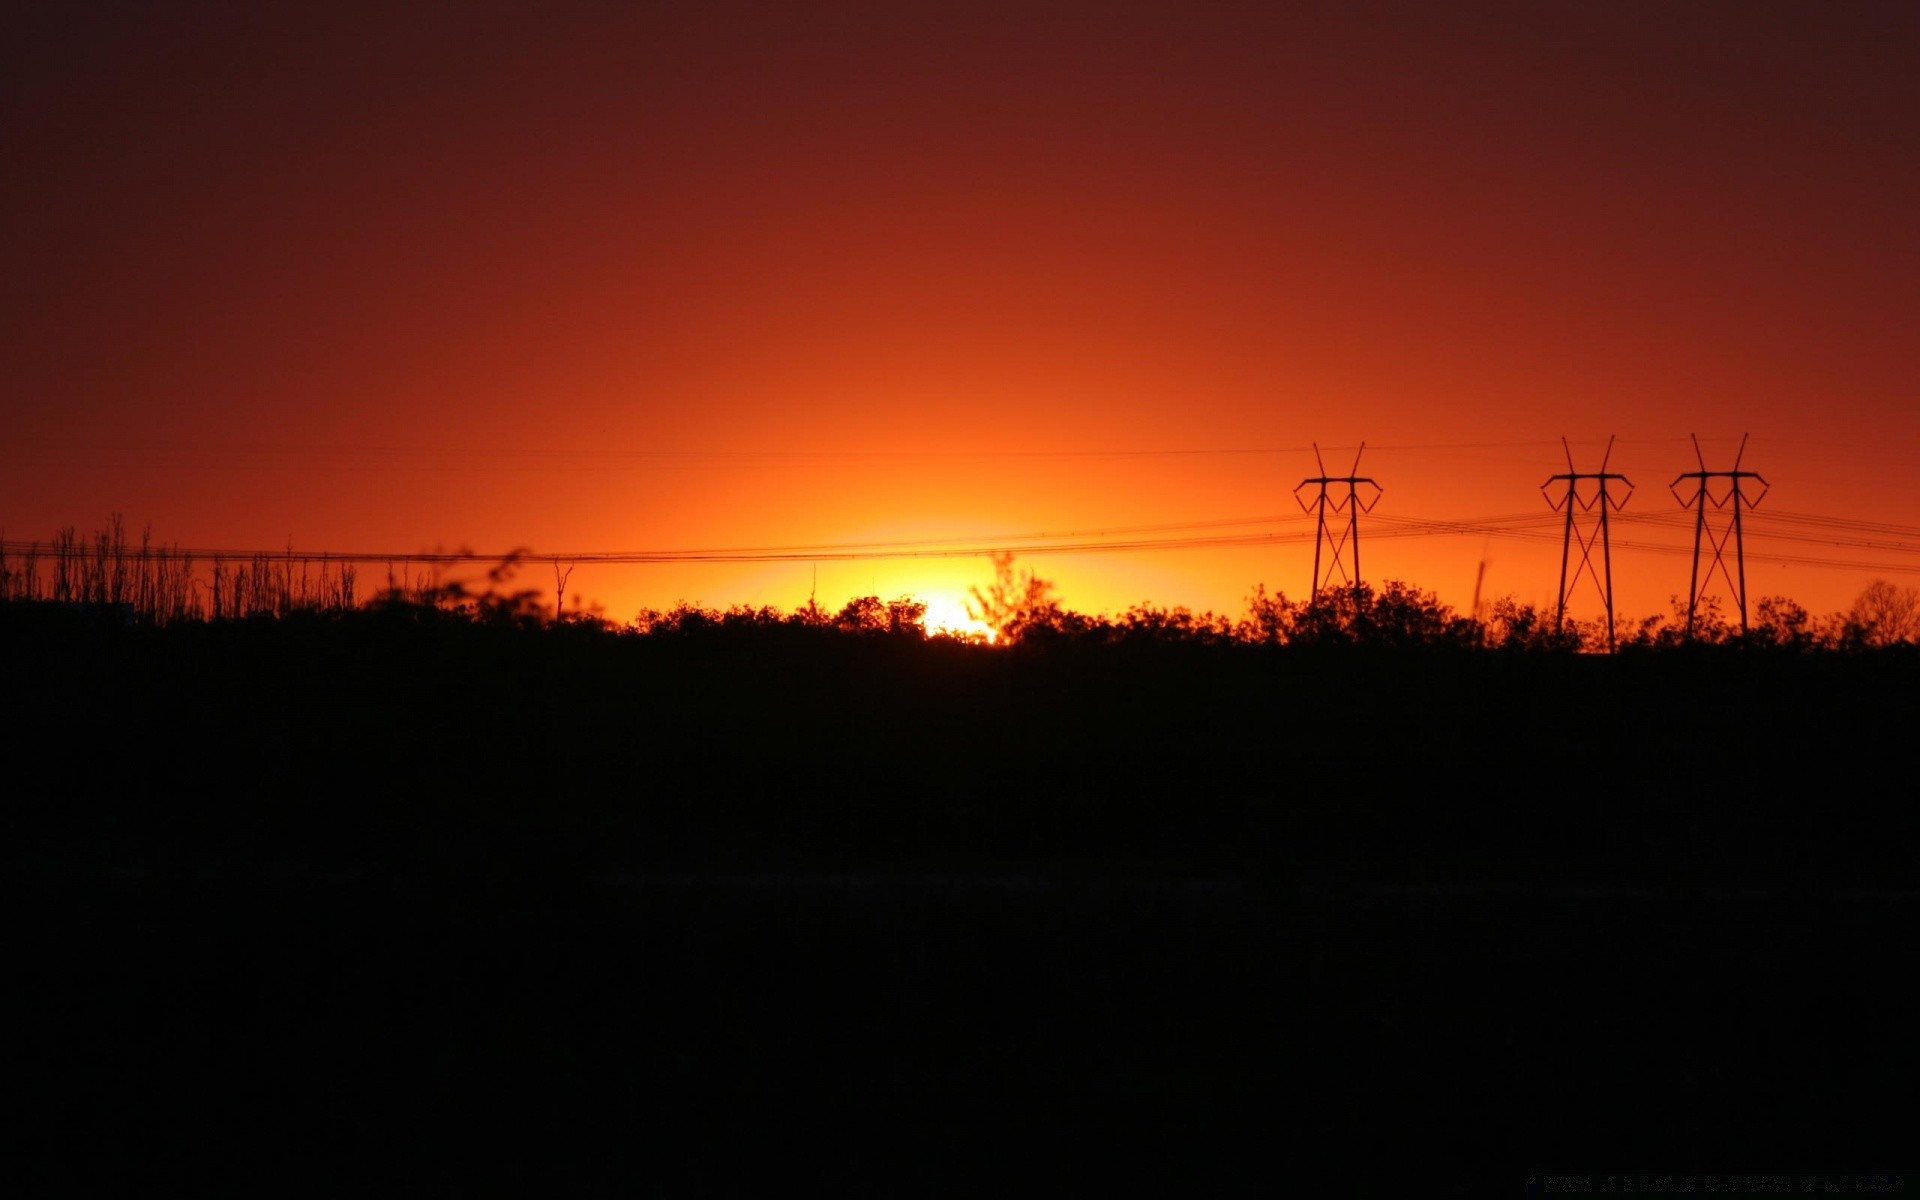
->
left=8, top=504, right=1920, bottom=575
left=5, top=437, right=1584, bottom=464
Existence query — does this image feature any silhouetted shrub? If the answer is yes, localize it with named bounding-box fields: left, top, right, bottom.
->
left=1284, top=581, right=1479, bottom=649
left=1480, top=597, right=1581, bottom=652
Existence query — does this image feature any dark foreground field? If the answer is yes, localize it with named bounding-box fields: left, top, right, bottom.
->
left=7, top=613, right=1917, bottom=1192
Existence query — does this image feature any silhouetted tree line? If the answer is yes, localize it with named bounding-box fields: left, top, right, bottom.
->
left=6, top=520, right=1919, bottom=650
left=631, top=555, right=1916, bottom=655
left=15, top=531, right=1917, bottom=885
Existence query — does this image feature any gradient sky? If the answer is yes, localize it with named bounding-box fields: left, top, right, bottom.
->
left=7, top=1, right=1917, bottom=628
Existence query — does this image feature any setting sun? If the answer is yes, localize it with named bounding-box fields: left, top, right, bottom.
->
left=921, top=594, right=995, bottom=642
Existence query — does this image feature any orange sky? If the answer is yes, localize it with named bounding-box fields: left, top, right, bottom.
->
left=6, top=2, right=1917, bottom=628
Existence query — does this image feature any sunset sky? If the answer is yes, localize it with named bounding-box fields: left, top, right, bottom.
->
left=6, top=1, right=1917, bottom=629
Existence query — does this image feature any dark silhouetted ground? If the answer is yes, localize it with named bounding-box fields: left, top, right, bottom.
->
left=6, top=613, right=1915, bottom=1191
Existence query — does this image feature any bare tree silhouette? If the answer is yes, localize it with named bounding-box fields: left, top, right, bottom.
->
left=965, top=553, right=1064, bottom=642
left=1849, top=579, right=1920, bottom=645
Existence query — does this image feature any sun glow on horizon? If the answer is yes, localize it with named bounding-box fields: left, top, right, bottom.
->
left=921, top=594, right=996, bottom=642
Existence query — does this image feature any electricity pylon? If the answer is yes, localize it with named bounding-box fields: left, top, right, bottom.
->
left=1294, top=442, right=1381, bottom=601
left=1670, top=432, right=1768, bottom=638
left=1543, top=436, right=1632, bottom=650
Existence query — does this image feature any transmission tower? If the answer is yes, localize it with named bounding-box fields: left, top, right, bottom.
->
left=1542, top=436, right=1633, bottom=650
left=1294, top=442, right=1381, bottom=600
left=1670, top=432, right=1768, bottom=638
